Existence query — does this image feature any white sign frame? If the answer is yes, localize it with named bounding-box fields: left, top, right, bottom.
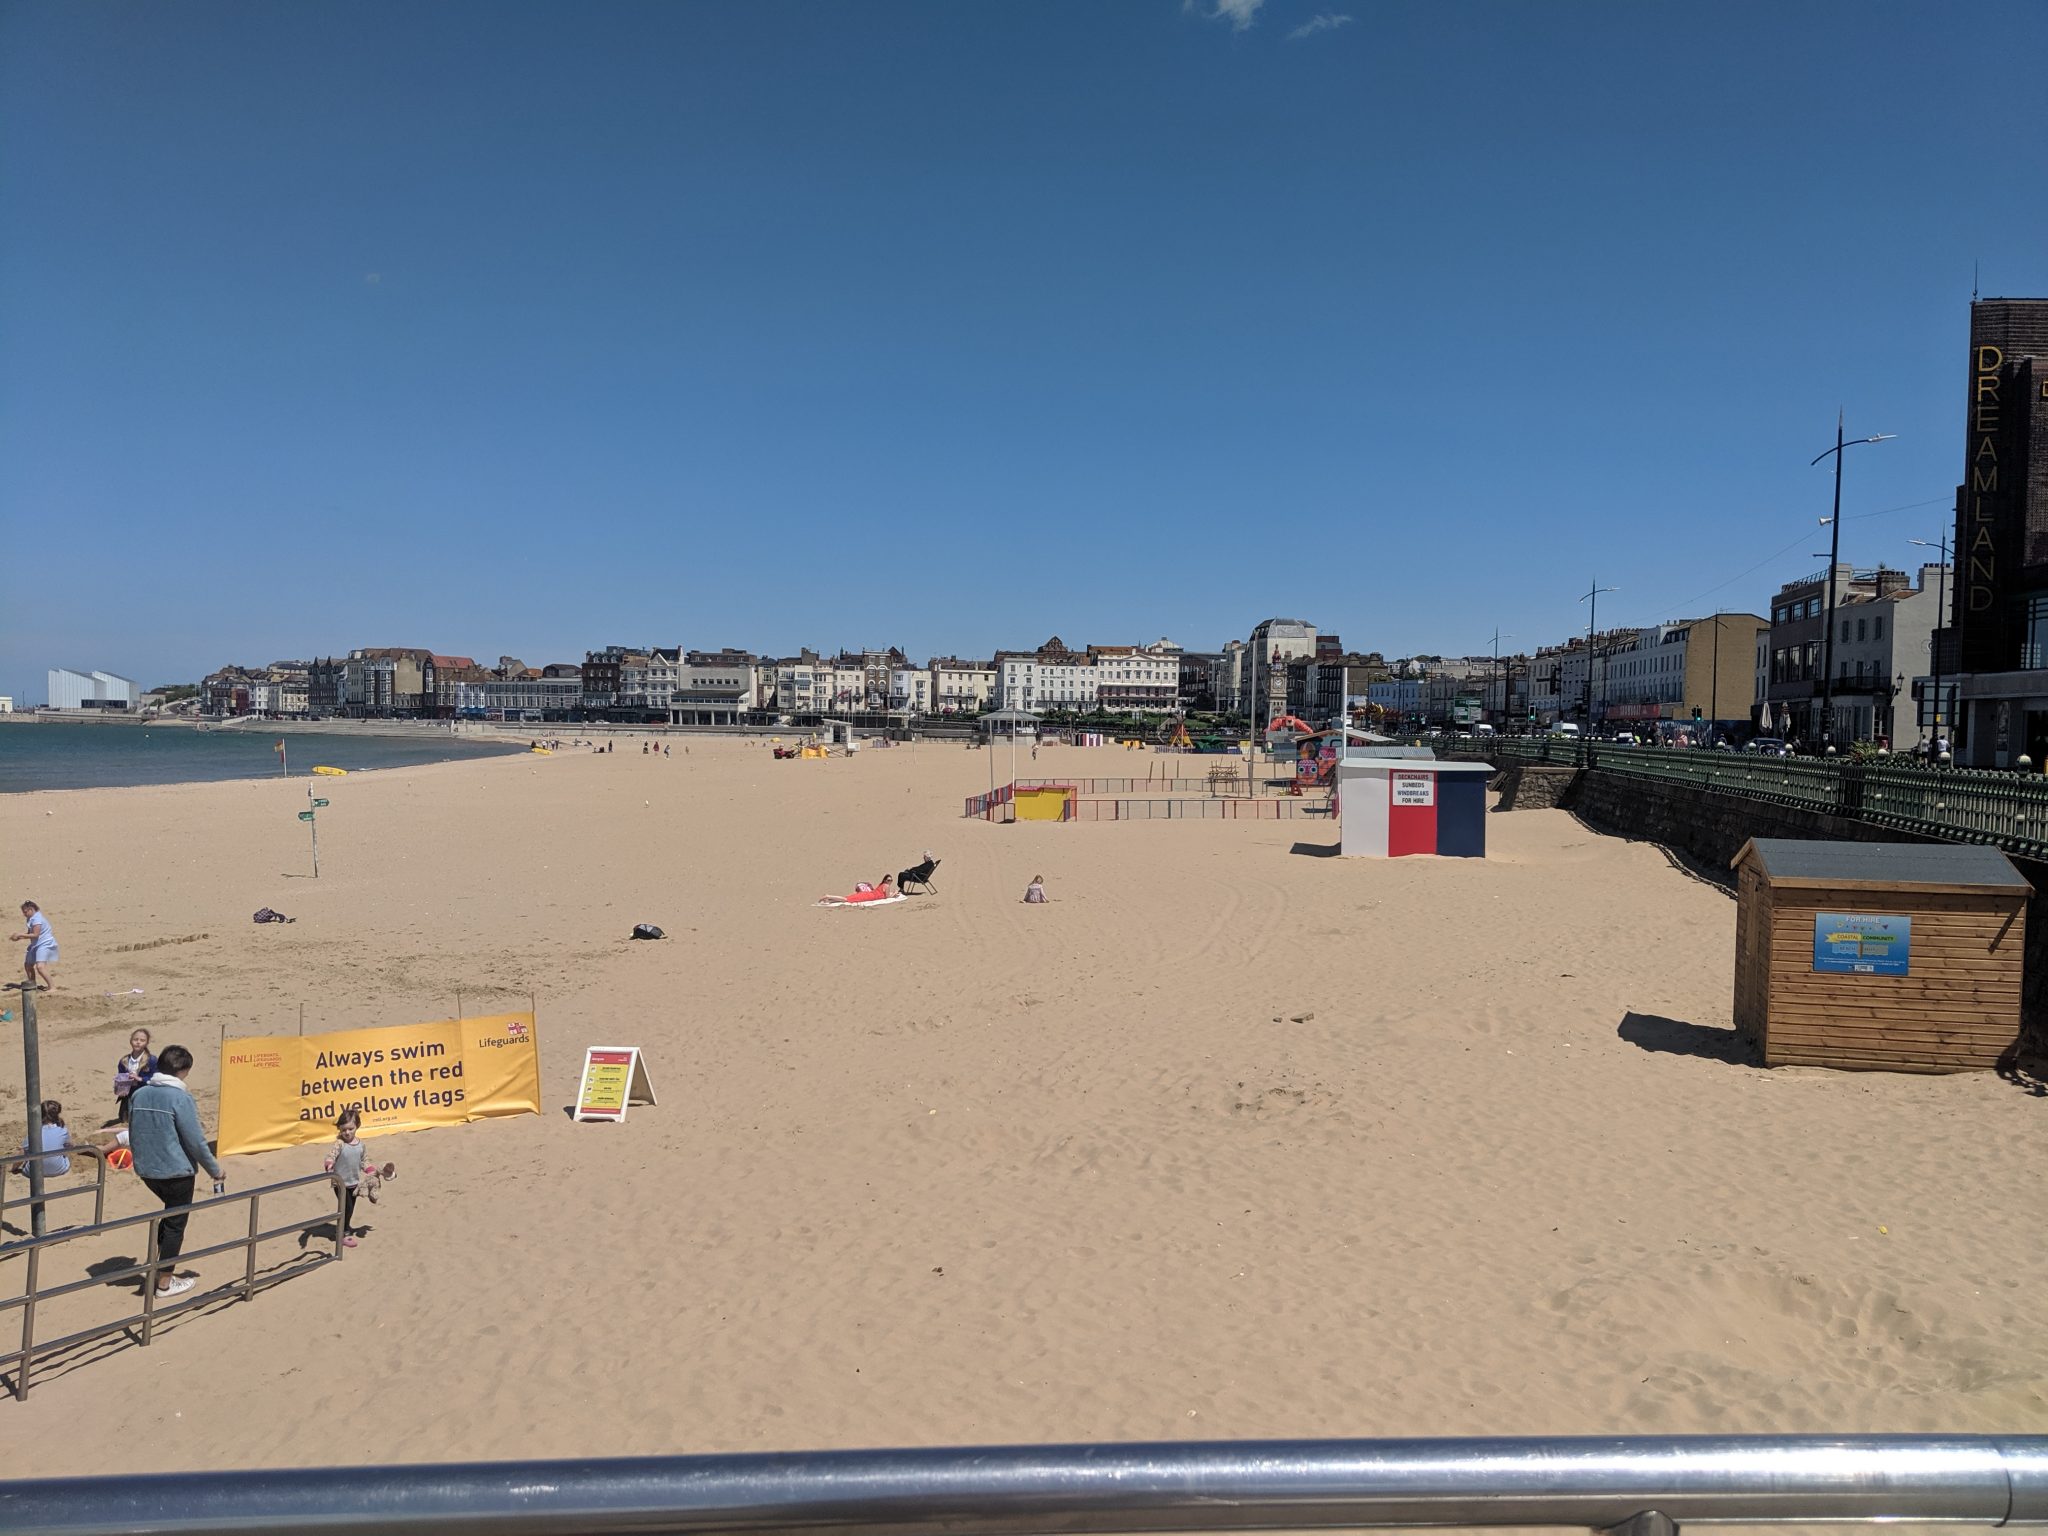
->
left=573, top=1045, right=658, bottom=1123
left=1391, top=771, right=1435, bottom=807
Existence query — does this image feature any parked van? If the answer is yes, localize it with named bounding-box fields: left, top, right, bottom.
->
left=1546, top=722, right=1582, bottom=738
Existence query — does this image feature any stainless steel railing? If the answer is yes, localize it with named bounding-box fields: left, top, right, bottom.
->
left=0, top=1436, right=2043, bottom=1535
left=0, top=1170, right=345, bottom=1400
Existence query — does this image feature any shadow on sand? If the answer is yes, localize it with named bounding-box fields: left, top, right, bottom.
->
left=1617, top=1010, right=1760, bottom=1068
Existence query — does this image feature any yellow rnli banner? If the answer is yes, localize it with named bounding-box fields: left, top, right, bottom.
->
left=218, top=1012, right=542, bottom=1156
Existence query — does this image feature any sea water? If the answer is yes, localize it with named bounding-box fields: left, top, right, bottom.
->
left=0, top=722, right=524, bottom=793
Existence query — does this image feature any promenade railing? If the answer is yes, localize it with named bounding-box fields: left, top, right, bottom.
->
left=2, top=1435, right=2044, bottom=1535
left=1434, top=736, right=2048, bottom=860
left=0, top=1170, right=345, bottom=1401
left=0, top=1144, right=111, bottom=1233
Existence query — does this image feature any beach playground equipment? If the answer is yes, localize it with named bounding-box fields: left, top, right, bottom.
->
left=1337, top=759, right=1492, bottom=858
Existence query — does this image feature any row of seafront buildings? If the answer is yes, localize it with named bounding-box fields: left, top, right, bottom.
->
left=182, top=626, right=1396, bottom=726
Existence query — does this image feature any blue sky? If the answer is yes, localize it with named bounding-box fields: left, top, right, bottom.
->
left=4, top=0, right=2045, bottom=700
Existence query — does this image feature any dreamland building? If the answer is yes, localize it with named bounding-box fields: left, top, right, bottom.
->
left=1944, top=298, right=2048, bottom=765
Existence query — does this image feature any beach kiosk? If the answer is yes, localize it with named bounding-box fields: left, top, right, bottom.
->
left=1730, top=838, right=2029, bottom=1072
left=1338, top=759, right=1493, bottom=858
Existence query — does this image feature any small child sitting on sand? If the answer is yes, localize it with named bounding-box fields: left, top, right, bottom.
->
left=1023, top=875, right=1047, bottom=904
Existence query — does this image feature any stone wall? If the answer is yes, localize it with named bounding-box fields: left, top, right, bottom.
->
left=1493, top=763, right=1577, bottom=811
left=1544, top=767, right=2048, bottom=1065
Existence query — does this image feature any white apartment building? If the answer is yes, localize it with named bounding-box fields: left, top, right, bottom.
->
left=619, top=648, right=682, bottom=713
left=930, top=659, right=996, bottom=714
left=1089, top=645, right=1178, bottom=712
left=1600, top=624, right=1694, bottom=722
left=890, top=668, right=933, bottom=713
left=997, top=638, right=1097, bottom=712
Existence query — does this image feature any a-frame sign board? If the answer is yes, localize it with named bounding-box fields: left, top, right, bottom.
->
left=573, top=1046, right=658, bottom=1123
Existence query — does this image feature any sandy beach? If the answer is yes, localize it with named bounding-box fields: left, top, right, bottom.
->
left=4, top=738, right=2045, bottom=1473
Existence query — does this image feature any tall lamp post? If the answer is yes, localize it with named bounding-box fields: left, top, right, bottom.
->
left=1488, top=628, right=1514, bottom=726
left=1579, top=582, right=1617, bottom=726
left=1909, top=535, right=1951, bottom=759
left=1811, top=413, right=1897, bottom=749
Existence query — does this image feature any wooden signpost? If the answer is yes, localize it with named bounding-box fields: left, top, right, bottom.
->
left=573, top=1046, right=657, bottom=1122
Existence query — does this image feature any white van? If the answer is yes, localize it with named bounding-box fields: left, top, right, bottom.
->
left=1546, top=722, right=1582, bottom=738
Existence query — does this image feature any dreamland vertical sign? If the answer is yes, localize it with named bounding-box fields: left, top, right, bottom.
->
left=1960, top=341, right=2009, bottom=668
left=219, top=1013, right=542, bottom=1155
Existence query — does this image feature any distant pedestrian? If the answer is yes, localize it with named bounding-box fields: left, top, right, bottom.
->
left=127, top=1045, right=225, bottom=1297
left=11, top=901, right=57, bottom=992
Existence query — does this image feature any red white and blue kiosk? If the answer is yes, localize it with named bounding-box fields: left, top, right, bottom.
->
left=1338, top=758, right=1493, bottom=858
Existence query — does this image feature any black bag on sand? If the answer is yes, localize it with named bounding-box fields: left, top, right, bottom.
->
left=630, top=923, right=666, bottom=940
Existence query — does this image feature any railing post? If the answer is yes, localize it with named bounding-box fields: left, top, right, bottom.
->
left=18, top=1244, right=39, bottom=1401
left=335, top=1179, right=347, bottom=1259
left=93, top=1148, right=107, bottom=1225
left=141, top=1216, right=160, bottom=1346
left=1841, top=759, right=1866, bottom=821
left=245, top=1192, right=260, bottom=1300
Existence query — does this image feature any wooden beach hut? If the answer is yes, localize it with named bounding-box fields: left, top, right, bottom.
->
left=1730, top=839, right=2030, bottom=1072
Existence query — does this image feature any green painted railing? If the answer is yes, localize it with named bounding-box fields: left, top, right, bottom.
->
left=1430, top=735, right=2048, bottom=861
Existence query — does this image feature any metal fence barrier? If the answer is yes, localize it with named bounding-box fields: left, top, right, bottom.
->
left=0, top=1144, right=111, bottom=1232
left=1, top=1170, right=345, bottom=1401
left=1434, top=735, right=2048, bottom=860
left=1, top=1435, right=2043, bottom=1536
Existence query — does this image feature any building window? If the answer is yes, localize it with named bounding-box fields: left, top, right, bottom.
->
left=1856, top=618, right=1867, bottom=642
left=1875, top=617, right=1884, bottom=640
left=2024, top=595, right=2048, bottom=670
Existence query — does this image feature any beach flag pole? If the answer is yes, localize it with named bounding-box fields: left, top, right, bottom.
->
left=20, top=984, right=47, bottom=1237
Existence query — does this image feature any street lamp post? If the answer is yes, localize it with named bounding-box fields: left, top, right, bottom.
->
left=1710, top=610, right=1722, bottom=742
left=1579, top=582, right=1617, bottom=726
left=1909, top=535, right=1951, bottom=760
left=1811, top=413, right=1897, bottom=749
left=1489, top=628, right=1514, bottom=727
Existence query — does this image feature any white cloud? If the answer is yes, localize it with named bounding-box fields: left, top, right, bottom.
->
left=1187, top=0, right=1267, bottom=31
left=1286, top=11, right=1353, bottom=39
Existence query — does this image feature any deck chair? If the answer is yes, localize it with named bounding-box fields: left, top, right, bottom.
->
left=898, top=857, right=940, bottom=894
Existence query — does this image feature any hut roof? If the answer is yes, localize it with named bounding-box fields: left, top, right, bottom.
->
left=1731, top=838, right=2031, bottom=894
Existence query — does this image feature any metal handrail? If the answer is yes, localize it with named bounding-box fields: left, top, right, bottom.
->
left=0, top=1170, right=344, bottom=1400
left=0, top=1436, right=2043, bottom=1535
left=0, top=1143, right=110, bottom=1229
